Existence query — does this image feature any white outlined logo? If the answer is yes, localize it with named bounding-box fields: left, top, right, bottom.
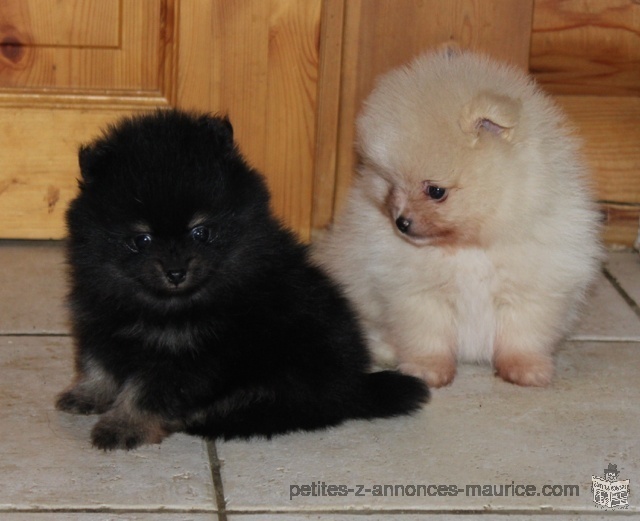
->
left=592, top=463, right=630, bottom=510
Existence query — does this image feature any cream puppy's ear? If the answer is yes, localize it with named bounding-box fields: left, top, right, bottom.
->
left=436, top=41, right=462, bottom=58
left=459, top=91, right=521, bottom=142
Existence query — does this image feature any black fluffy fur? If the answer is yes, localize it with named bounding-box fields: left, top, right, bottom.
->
left=56, top=109, right=429, bottom=450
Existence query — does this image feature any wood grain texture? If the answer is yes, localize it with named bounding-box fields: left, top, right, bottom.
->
left=555, top=95, right=640, bottom=247
left=531, top=0, right=640, bottom=96
left=601, top=203, right=640, bottom=247
left=0, top=1, right=163, bottom=93
left=0, top=0, right=119, bottom=47
left=311, top=0, right=345, bottom=238
left=556, top=96, right=640, bottom=204
left=531, top=0, right=640, bottom=245
left=177, top=0, right=322, bottom=241
left=0, top=1, right=178, bottom=239
left=0, top=108, right=151, bottom=239
left=326, top=0, right=535, bottom=227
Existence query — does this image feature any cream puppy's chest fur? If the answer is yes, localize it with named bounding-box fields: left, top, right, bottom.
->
left=450, top=248, right=496, bottom=363
left=373, top=237, right=499, bottom=364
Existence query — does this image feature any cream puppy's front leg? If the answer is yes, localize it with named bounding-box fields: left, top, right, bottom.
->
left=388, top=293, right=457, bottom=388
left=493, top=297, right=563, bottom=387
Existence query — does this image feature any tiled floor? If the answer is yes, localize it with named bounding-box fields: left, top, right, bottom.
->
left=1, top=241, right=638, bottom=520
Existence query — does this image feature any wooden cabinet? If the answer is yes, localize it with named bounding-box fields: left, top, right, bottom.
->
left=1, top=0, right=638, bottom=245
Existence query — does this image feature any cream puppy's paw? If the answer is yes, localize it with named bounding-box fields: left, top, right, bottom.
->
left=398, top=356, right=456, bottom=388
left=494, top=351, right=553, bottom=387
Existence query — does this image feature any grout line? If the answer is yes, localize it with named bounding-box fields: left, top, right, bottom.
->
left=207, top=440, right=229, bottom=521
left=568, top=337, right=640, bottom=343
left=603, top=267, right=640, bottom=320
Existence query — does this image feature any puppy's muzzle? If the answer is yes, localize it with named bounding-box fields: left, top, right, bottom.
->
left=395, top=216, right=412, bottom=234
left=166, top=269, right=187, bottom=286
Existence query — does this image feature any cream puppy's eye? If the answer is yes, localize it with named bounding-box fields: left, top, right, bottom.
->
left=423, top=182, right=448, bottom=202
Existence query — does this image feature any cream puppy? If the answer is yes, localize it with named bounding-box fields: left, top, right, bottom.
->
left=314, top=49, right=603, bottom=388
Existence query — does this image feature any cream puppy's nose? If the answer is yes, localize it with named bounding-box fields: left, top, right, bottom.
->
left=395, top=216, right=411, bottom=234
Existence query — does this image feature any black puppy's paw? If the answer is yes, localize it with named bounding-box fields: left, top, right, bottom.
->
left=56, top=390, right=105, bottom=415
left=91, top=418, right=144, bottom=451
left=90, top=410, right=172, bottom=451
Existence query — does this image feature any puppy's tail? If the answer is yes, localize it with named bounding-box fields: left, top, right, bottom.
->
left=357, top=370, right=429, bottom=419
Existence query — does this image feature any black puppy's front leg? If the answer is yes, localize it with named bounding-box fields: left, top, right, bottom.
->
left=56, top=360, right=119, bottom=415
left=91, top=382, right=177, bottom=450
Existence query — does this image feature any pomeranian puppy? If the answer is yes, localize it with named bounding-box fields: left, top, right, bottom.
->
left=55, top=109, right=428, bottom=450
left=314, top=49, right=603, bottom=388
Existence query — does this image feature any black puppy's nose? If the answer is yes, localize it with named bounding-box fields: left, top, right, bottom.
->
left=395, top=216, right=412, bottom=234
left=166, top=269, right=187, bottom=285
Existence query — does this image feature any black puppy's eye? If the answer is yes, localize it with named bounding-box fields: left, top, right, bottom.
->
left=190, top=225, right=211, bottom=244
left=424, top=183, right=448, bottom=202
left=129, top=233, right=152, bottom=253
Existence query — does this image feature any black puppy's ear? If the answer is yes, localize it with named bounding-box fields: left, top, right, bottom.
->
left=77, top=142, right=111, bottom=184
left=78, top=144, right=97, bottom=183
left=197, top=114, right=234, bottom=149
left=217, top=115, right=234, bottom=142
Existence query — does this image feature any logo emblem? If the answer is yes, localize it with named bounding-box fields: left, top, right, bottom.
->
left=592, top=463, right=630, bottom=510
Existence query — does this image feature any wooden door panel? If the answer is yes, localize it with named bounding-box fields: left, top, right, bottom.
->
left=0, top=108, right=141, bottom=239
left=0, top=0, right=175, bottom=239
left=1, top=0, right=322, bottom=240
left=1, top=0, right=119, bottom=47
left=0, top=0, right=164, bottom=93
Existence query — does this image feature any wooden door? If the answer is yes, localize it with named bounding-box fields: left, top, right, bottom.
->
left=0, top=0, right=322, bottom=241
left=0, top=0, right=178, bottom=239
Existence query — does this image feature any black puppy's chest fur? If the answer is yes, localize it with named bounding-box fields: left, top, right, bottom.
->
left=56, top=109, right=428, bottom=450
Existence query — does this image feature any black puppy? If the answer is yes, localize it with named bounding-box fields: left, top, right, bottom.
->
left=56, top=109, right=429, bottom=450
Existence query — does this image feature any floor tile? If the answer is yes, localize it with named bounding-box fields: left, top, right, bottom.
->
left=0, top=336, right=216, bottom=512
left=572, top=272, right=640, bottom=341
left=217, top=342, right=639, bottom=514
left=0, top=241, right=68, bottom=334
left=606, top=252, right=640, bottom=306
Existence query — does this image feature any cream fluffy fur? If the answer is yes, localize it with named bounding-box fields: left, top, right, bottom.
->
left=314, top=49, right=603, bottom=388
